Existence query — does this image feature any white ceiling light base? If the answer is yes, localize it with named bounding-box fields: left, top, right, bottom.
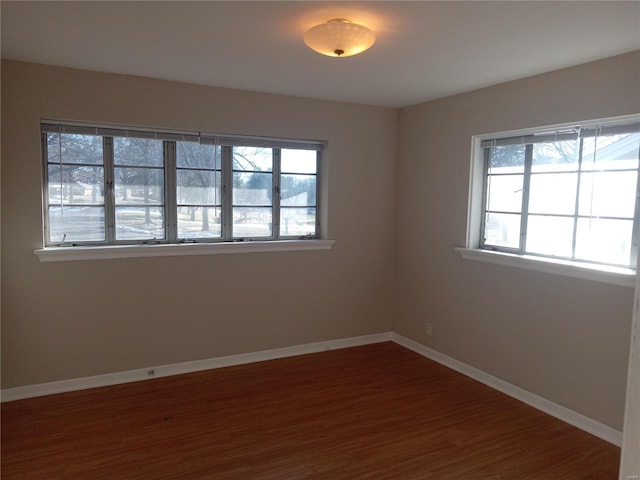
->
left=304, top=19, right=375, bottom=58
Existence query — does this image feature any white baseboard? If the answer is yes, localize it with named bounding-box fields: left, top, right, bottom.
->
left=391, top=332, right=623, bottom=447
left=0, top=330, right=623, bottom=447
left=0, top=332, right=392, bottom=403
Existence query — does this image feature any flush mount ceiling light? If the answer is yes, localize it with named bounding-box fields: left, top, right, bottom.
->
left=304, top=18, right=375, bottom=58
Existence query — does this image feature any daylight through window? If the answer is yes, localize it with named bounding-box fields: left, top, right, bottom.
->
left=480, top=120, right=640, bottom=269
left=41, top=123, right=323, bottom=247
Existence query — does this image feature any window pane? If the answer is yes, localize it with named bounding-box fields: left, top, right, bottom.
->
left=484, top=212, right=520, bottom=248
left=115, top=168, right=164, bottom=205
left=177, top=207, right=222, bottom=239
left=114, top=138, right=163, bottom=167
left=47, top=133, right=103, bottom=165
left=579, top=170, right=638, bottom=218
left=281, top=174, right=316, bottom=207
left=532, top=140, right=578, bottom=172
left=281, top=208, right=316, bottom=236
left=281, top=149, right=317, bottom=174
left=581, top=133, right=640, bottom=171
left=575, top=218, right=633, bottom=266
left=525, top=215, right=574, bottom=257
left=489, top=145, right=525, bottom=174
left=233, top=172, right=272, bottom=205
left=233, top=147, right=272, bottom=171
left=528, top=173, right=577, bottom=215
left=49, top=206, right=105, bottom=243
left=115, top=207, right=164, bottom=240
left=176, top=142, right=221, bottom=169
left=48, top=165, right=103, bottom=204
left=177, top=170, right=221, bottom=205
left=233, top=207, right=272, bottom=237
left=486, top=174, right=523, bottom=213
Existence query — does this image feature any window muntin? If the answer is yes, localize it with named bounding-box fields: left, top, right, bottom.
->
left=481, top=122, right=640, bottom=269
left=41, top=123, right=323, bottom=247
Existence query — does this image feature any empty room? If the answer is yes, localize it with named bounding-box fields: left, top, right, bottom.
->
left=1, top=1, right=639, bottom=479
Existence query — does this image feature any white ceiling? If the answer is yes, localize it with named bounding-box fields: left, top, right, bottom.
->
left=1, top=1, right=639, bottom=108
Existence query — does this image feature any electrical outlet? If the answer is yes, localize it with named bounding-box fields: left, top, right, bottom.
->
left=425, top=321, right=433, bottom=337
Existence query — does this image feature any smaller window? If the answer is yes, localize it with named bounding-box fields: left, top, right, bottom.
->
left=473, top=117, right=640, bottom=270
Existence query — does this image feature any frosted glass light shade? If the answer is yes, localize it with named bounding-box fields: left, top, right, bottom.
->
left=304, top=19, right=375, bottom=57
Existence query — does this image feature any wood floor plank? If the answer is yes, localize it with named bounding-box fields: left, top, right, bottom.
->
left=1, top=342, right=620, bottom=479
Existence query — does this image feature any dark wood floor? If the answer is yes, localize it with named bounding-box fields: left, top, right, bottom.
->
left=1, top=342, right=620, bottom=479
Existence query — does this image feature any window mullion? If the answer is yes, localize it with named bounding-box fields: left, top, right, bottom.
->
left=630, top=143, right=640, bottom=268
left=221, top=146, right=233, bottom=241
left=165, top=141, right=177, bottom=243
left=570, top=138, right=584, bottom=260
left=41, top=133, right=52, bottom=245
left=273, top=149, right=281, bottom=239
left=480, top=148, right=491, bottom=248
left=315, top=150, right=321, bottom=236
left=104, top=137, right=115, bottom=243
left=519, top=144, right=533, bottom=253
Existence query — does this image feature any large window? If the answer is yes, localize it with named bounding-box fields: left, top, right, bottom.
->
left=479, top=119, right=640, bottom=269
left=41, top=123, right=322, bottom=247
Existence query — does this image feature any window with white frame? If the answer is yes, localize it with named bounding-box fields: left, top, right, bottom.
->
left=478, top=118, right=640, bottom=269
left=41, top=122, right=322, bottom=247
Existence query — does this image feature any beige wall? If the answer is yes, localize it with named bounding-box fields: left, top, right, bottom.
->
left=395, top=51, right=640, bottom=430
left=2, top=52, right=639, bottom=432
left=0, top=60, right=398, bottom=387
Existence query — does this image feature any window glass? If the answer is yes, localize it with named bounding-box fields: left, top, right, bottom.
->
left=233, top=207, right=272, bottom=237
left=528, top=173, right=577, bottom=215
left=114, top=138, right=163, bottom=167
left=46, top=133, right=105, bottom=243
left=578, top=171, right=637, bottom=218
left=115, top=207, right=164, bottom=240
left=47, top=133, right=103, bottom=165
left=575, top=218, right=633, bottom=266
left=531, top=140, right=578, bottom=172
left=281, top=149, right=316, bottom=174
left=480, top=121, right=640, bottom=268
left=49, top=206, right=105, bottom=243
left=176, top=142, right=222, bottom=239
left=113, top=137, right=165, bottom=240
left=484, top=212, right=520, bottom=249
left=48, top=165, right=104, bottom=205
left=581, top=133, right=640, bottom=171
left=525, top=215, right=574, bottom=258
left=41, top=124, right=323, bottom=246
left=177, top=141, right=221, bottom=170
left=232, top=147, right=272, bottom=238
left=486, top=174, right=523, bottom=213
left=281, top=208, right=316, bottom=237
left=233, top=146, right=272, bottom=172
left=281, top=148, right=317, bottom=237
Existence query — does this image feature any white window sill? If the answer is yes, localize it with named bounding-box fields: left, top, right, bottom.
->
left=34, top=239, right=336, bottom=263
left=455, top=247, right=636, bottom=288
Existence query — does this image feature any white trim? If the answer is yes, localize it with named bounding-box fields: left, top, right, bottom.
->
left=34, top=239, right=335, bottom=262
left=473, top=114, right=640, bottom=145
left=456, top=247, right=635, bottom=288
left=391, top=333, right=623, bottom=447
left=619, top=253, right=640, bottom=478
left=1, top=330, right=622, bottom=447
left=0, top=332, right=391, bottom=402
